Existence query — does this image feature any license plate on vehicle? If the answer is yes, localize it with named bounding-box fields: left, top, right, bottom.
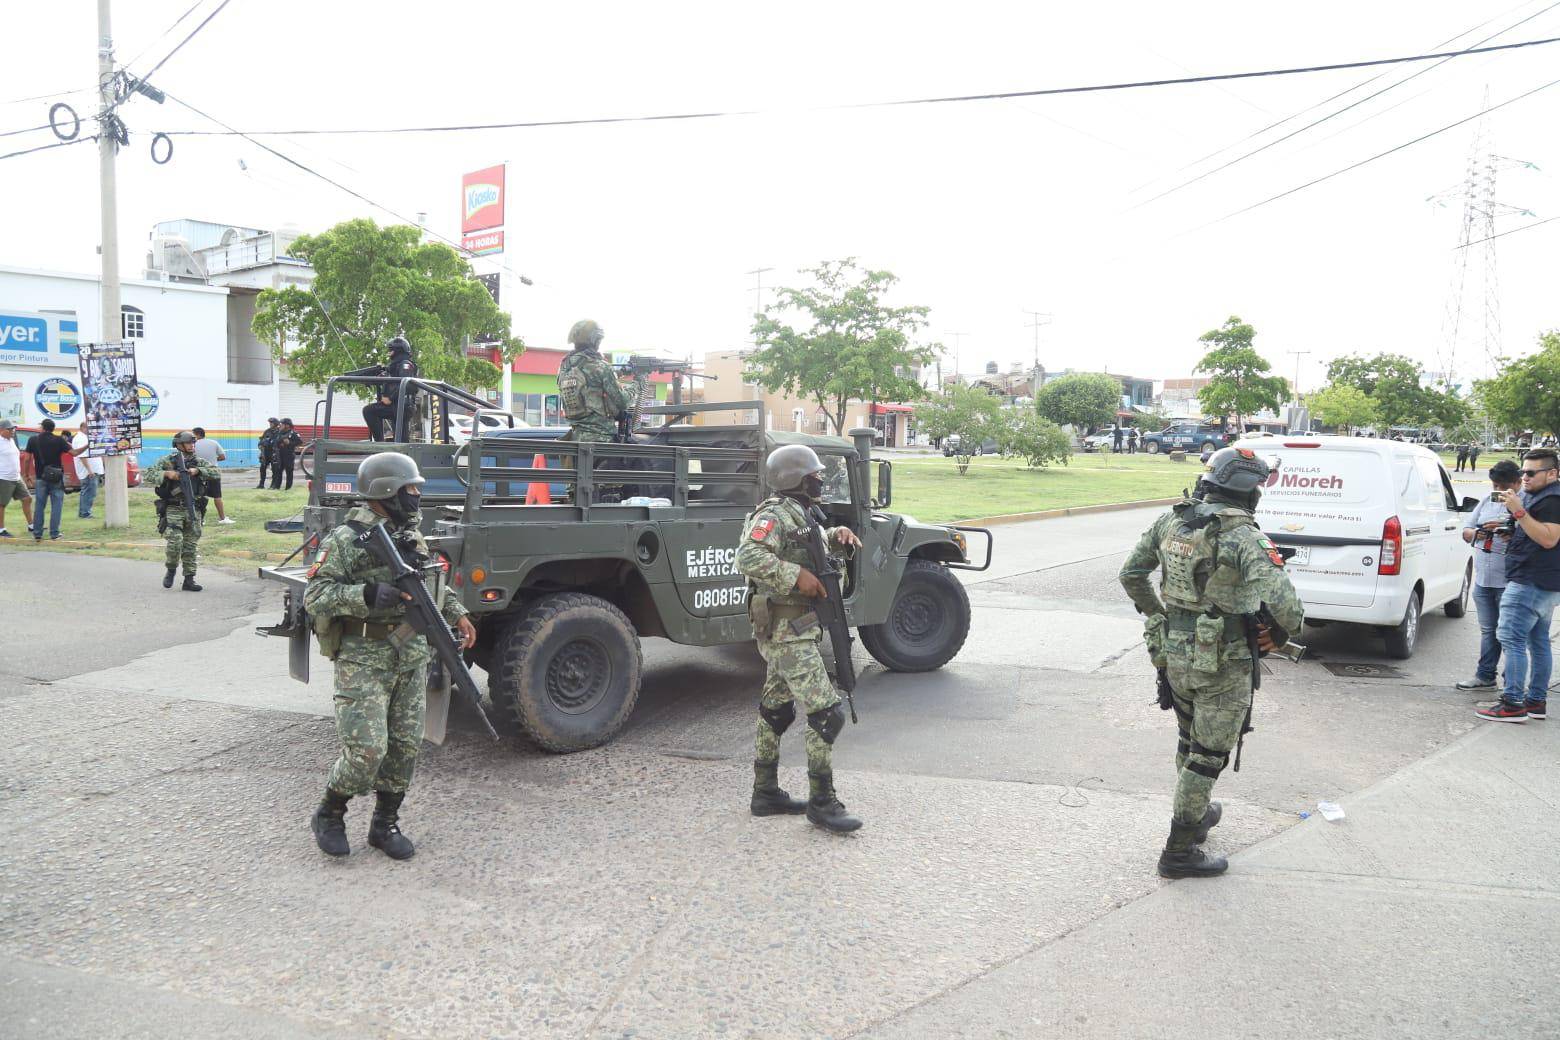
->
left=1287, top=545, right=1311, bottom=566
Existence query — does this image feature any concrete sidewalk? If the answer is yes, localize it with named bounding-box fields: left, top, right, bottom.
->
left=861, top=711, right=1560, bottom=1039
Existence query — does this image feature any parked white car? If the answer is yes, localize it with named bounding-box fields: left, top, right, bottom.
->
left=1242, top=435, right=1476, bottom=659
left=451, top=411, right=527, bottom=445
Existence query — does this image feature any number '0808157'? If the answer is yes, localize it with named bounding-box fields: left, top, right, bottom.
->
left=693, top=585, right=748, bottom=611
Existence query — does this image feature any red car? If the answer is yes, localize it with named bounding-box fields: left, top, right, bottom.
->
left=15, top=424, right=142, bottom=490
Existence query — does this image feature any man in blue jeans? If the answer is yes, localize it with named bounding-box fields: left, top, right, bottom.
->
left=1477, top=448, right=1560, bottom=723
left=24, top=419, right=70, bottom=541
left=1457, top=460, right=1522, bottom=692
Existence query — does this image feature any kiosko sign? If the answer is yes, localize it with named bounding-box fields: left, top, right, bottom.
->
left=461, top=165, right=505, bottom=234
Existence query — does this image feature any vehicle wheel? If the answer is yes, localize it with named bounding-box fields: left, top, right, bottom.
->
left=1444, top=561, right=1472, bottom=618
left=489, top=592, right=642, bottom=752
left=1383, top=592, right=1421, bottom=660
left=859, top=559, right=971, bottom=672
left=1145, top=440, right=1161, bottom=455
left=1200, top=440, right=1218, bottom=453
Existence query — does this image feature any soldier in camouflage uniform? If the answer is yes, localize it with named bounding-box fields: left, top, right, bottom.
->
left=1119, top=446, right=1304, bottom=878
left=736, top=444, right=864, bottom=833
left=152, top=430, right=209, bottom=592
left=557, top=319, right=632, bottom=443
left=305, top=452, right=476, bottom=860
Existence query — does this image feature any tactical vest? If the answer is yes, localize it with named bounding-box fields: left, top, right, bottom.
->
left=557, top=350, right=593, bottom=421
left=1158, top=500, right=1256, bottom=613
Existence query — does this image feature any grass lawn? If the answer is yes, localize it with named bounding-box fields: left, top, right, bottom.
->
left=1, top=482, right=310, bottom=570
left=891, top=451, right=1201, bottom=524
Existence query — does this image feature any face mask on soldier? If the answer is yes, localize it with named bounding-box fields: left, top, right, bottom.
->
left=388, top=486, right=422, bottom=523
left=802, top=473, right=825, bottom=501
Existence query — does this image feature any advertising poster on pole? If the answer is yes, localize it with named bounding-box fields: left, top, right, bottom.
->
left=77, top=341, right=142, bottom=456
left=461, top=164, right=506, bottom=255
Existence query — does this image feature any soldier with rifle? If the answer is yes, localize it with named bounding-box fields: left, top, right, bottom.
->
left=151, top=430, right=210, bottom=592
left=304, top=452, right=479, bottom=861
left=736, top=444, right=864, bottom=833
left=1118, top=446, right=1304, bottom=878
left=558, top=320, right=633, bottom=444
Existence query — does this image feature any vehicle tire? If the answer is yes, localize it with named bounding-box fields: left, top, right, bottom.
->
left=859, top=559, right=971, bottom=672
left=1200, top=440, right=1218, bottom=453
left=1383, top=591, right=1421, bottom=660
left=489, top=592, right=642, bottom=752
left=1145, top=440, right=1161, bottom=455
left=1444, top=561, right=1472, bottom=618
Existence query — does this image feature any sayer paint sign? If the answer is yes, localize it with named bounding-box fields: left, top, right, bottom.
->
left=461, top=165, right=505, bottom=233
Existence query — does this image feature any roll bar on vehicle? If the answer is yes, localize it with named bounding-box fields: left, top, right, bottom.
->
left=322, top=374, right=504, bottom=444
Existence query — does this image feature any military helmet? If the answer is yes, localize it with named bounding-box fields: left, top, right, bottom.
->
left=766, top=444, right=826, bottom=492
left=567, top=319, right=604, bottom=348
left=387, top=335, right=411, bottom=354
left=1202, top=445, right=1271, bottom=493
left=172, top=430, right=198, bottom=446
left=357, top=451, right=425, bottom=500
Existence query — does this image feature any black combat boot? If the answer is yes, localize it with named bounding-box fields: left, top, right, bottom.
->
left=367, top=791, right=415, bottom=860
left=163, top=566, right=177, bottom=588
left=806, top=770, right=863, bottom=833
left=310, top=789, right=351, bottom=857
left=751, top=760, right=807, bottom=816
left=1157, top=817, right=1228, bottom=879
left=181, top=573, right=202, bottom=592
left=1195, top=801, right=1223, bottom=844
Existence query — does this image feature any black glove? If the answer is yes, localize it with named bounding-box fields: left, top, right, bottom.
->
left=363, top=582, right=401, bottom=610
left=1156, top=668, right=1174, bottom=711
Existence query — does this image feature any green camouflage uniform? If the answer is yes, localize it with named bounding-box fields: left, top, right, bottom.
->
left=736, top=494, right=855, bottom=774
left=303, top=506, right=469, bottom=797
left=1118, top=495, right=1303, bottom=825
left=558, top=346, right=631, bottom=443
left=151, top=451, right=207, bottom=576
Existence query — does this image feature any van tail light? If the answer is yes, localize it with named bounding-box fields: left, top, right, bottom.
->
left=1283, top=441, right=1320, bottom=448
left=1379, top=515, right=1402, bottom=575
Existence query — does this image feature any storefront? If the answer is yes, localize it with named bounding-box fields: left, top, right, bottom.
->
left=870, top=403, right=914, bottom=447
left=0, top=266, right=278, bottom=468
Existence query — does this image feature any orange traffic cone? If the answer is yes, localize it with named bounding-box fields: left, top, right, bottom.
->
left=524, top=453, right=551, bottom=505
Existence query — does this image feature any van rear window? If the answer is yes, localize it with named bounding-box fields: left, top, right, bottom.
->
left=1255, top=450, right=1383, bottom=505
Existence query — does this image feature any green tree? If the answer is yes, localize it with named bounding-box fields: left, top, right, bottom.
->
left=1193, top=316, right=1287, bottom=429
left=1034, top=372, right=1121, bottom=431
left=748, top=259, right=935, bottom=435
left=1324, top=352, right=1433, bottom=429
left=917, top=384, right=1000, bottom=468
left=1307, top=383, right=1379, bottom=433
left=252, top=219, right=521, bottom=393
left=1476, top=331, right=1560, bottom=440
left=997, top=410, right=1071, bottom=469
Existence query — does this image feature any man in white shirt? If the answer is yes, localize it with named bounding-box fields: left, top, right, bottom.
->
left=70, top=426, right=105, bottom=519
left=191, top=426, right=236, bottom=524
left=0, top=419, right=34, bottom=537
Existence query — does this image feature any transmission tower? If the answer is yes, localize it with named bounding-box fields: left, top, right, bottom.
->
left=1429, top=93, right=1537, bottom=384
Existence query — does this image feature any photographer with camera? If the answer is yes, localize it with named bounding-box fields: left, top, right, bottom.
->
left=1457, top=460, right=1522, bottom=693
left=1476, top=448, right=1560, bottom=723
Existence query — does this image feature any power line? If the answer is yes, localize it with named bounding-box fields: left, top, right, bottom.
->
left=123, top=0, right=210, bottom=72
left=136, top=0, right=235, bottom=89
left=1458, top=213, right=1559, bottom=248
left=1201, top=75, right=1560, bottom=229
left=1128, top=0, right=1547, bottom=193
left=151, top=35, right=1560, bottom=138
left=1134, top=0, right=1560, bottom=208
left=0, top=123, right=51, bottom=139
left=161, top=91, right=533, bottom=285
left=0, top=137, right=94, bottom=162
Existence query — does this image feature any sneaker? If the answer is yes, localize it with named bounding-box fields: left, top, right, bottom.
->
left=1525, top=701, right=1547, bottom=720
left=0, top=529, right=10, bottom=538
left=217, top=517, right=236, bottom=525
left=1476, top=701, right=1529, bottom=723
left=1455, top=676, right=1497, bottom=690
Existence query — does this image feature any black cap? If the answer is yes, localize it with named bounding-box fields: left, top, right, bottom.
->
left=267, top=417, right=279, bottom=423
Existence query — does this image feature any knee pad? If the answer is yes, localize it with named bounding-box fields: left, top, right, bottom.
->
left=807, top=703, right=846, bottom=744
left=758, top=701, right=795, bottom=735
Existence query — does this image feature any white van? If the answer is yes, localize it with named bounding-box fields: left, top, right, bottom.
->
left=1240, top=436, right=1477, bottom=659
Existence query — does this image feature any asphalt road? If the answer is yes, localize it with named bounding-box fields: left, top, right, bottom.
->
left=2, top=502, right=1554, bottom=1039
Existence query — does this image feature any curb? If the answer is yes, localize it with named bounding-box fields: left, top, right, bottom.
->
left=4, top=538, right=293, bottom=562
left=960, top=497, right=1181, bottom=527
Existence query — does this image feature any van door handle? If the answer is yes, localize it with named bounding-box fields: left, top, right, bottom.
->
left=1443, top=522, right=1459, bottom=530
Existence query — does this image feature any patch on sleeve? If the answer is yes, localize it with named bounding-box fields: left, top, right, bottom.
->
left=749, top=518, right=776, bottom=542
left=1259, top=534, right=1285, bottom=567
left=306, top=547, right=330, bottom=578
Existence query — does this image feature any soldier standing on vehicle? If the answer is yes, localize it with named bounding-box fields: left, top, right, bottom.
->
left=736, top=444, right=865, bottom=833
left=1118, top=446, right=1303, bottom=878
left=558, top=320, right=632, bottom=444
left=304, top=452, right=477, bottom=860
left=152, top=431, right=209, bottom=592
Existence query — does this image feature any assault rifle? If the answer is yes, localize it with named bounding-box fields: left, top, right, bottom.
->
left=803, top=504, right=858, bottom=723
left=156, top=450, right=203, bottom=533
left=352, top=521, right=500, bottom=741
left=1233, top=602, right=1305, bottom=772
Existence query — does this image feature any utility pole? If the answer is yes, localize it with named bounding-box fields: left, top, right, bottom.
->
left=944, top=331, right=968, bottom=390
left=1287, top=350, right=1310, bottom=403
left=1023, top=310, right=1052, bottom=395
left=745, top=267, right=773, bottom=345
left=97, top=0, right=129, bottom=529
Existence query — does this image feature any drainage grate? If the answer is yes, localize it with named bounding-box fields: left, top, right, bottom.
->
left=1321, top=661, right=1408, bottom=679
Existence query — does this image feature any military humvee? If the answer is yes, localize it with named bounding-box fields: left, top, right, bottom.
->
left=259, top=374, right=991, bottom=752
